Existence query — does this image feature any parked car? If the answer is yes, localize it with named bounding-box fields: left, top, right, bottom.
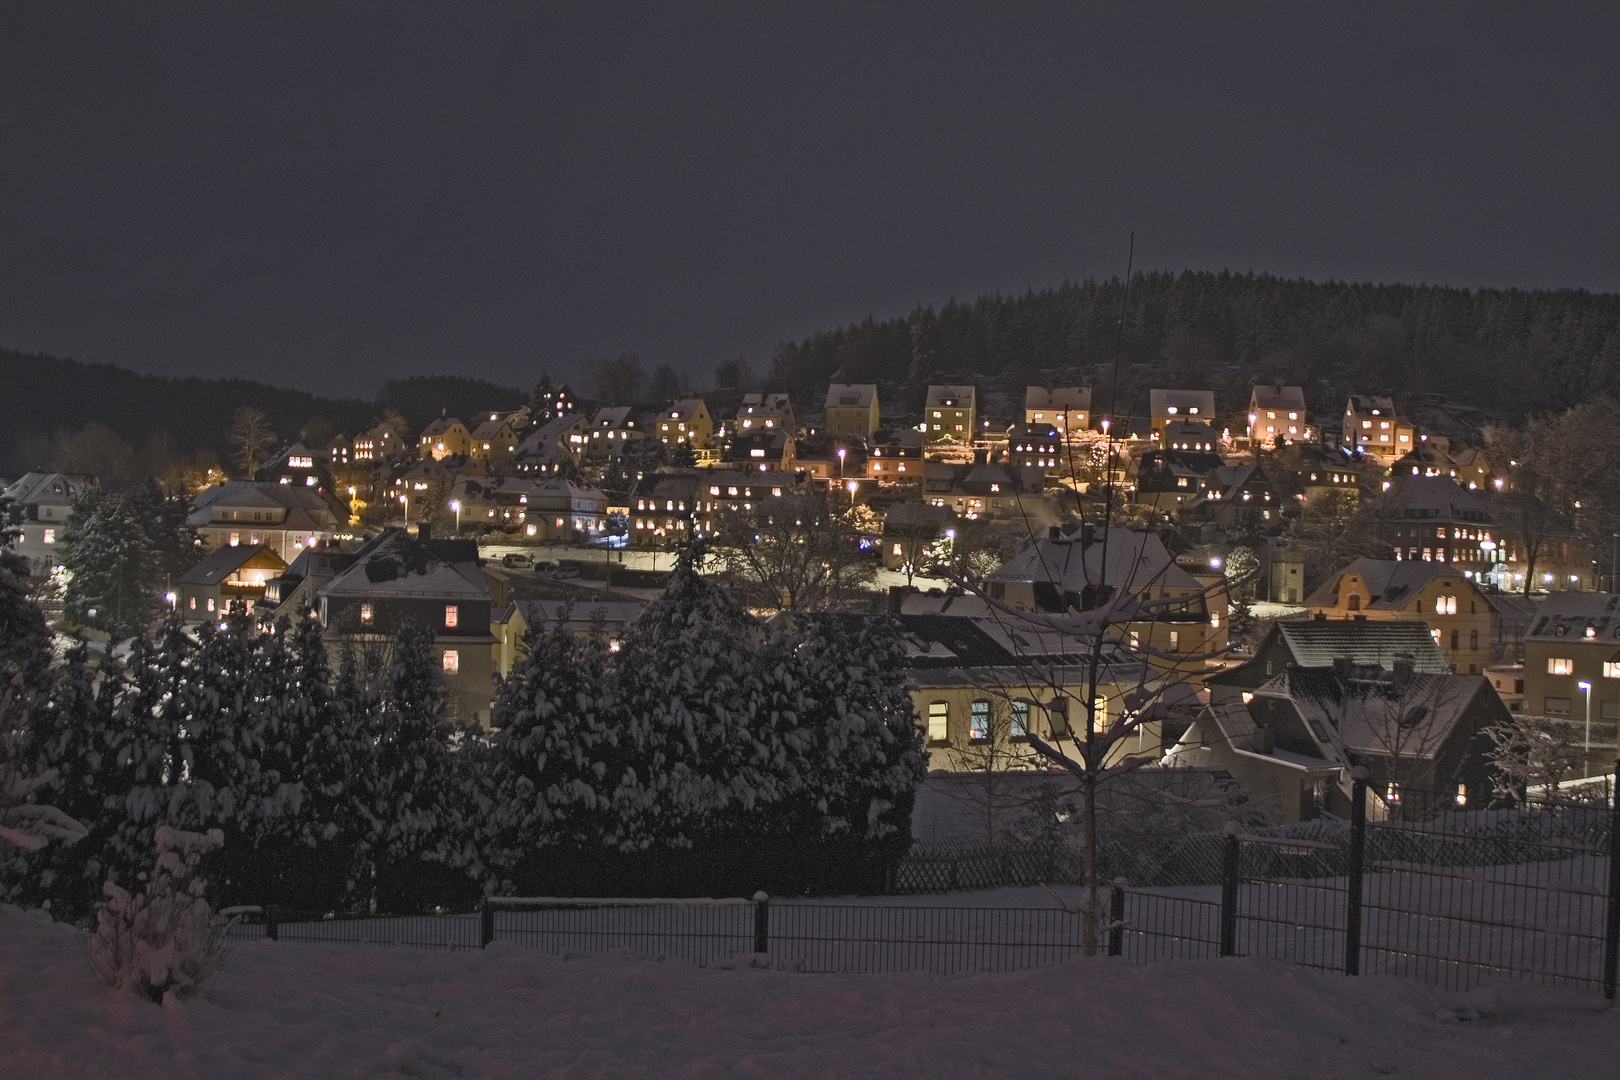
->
left=531, top=560, right=558, bottom=573
left=553, top=564, right=581, bottom=580
left=501, top=553, right=533, bottom=568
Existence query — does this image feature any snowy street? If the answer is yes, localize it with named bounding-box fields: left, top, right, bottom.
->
left=4, top=907, right=1618, bottom=1079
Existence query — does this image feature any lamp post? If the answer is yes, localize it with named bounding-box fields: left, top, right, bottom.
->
left=449, top=500, right=461, bottom=535
left=1578, top=681, right=1593, bottom=779
left=845, top=478, right=858, bottom=509
left=836, top=446, right=846, bottom=482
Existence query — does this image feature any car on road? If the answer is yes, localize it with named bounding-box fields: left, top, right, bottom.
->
left=501, top=553, right=533, bottom=569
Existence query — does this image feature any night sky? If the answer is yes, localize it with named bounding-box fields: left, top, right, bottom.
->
left=4, top=3, right=1619, bottom=397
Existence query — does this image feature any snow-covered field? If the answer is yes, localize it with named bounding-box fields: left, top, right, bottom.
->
left=4, top=906, right=1618, bottom=1079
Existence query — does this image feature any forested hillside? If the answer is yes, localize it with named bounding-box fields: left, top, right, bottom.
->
left=768, top=272, right=1620, bottom=423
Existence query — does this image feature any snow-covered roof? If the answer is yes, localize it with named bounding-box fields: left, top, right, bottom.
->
left=178, top=544, right=286, bottom=585
left=1024, top=386, right=1091, bottom=412
left=987, top=528, right=1202, bottom=592
left=825, top=384, right=876, bottom=410
left=319, top=529, right=489, bottom=601
left=1303, top=559, right=1485, bottom=612
left=1148, top=389, right=1215, bottom=417
left=1525, top=591, right=1620, bottom=644
left=1250, top=384, right=1306, bottom=411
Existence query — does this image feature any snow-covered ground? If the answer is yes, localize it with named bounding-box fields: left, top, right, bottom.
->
left=4, top=906, right=1618, bottom=1079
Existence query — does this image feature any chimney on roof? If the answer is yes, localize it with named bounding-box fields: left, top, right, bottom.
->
left=974, top=448, right=987, bottom=466
left=1333, top=655, right=1353, bottom=679
left=1081, top=523, right=1096, bottom=547
left=1393, top=653, right=1414, bottom=689
left=1048, top=525, right=1062, bottom=540
left=1314, top=612, right=1327, bottom=622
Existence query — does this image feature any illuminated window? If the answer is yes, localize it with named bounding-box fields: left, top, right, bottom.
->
left=969, top=701, right=990, bottom=742
left=444, top=605, right=458, bottom=629
left=360, top=603, right=373, bottom=624
left=206, top=598, right=215, bottom=612
left=1604, top=662, right=1620, bottom=679
left=442, top=650, right=459, bottom=674
left=229, top=532, right=240, bottom=546
left=42, top=528, right=54, bottom=544
left=1548, top=658, right=1574, bottom=675
left=189, top=596, right=196, bottom=610
left=927, top=702, right=948, bottom=742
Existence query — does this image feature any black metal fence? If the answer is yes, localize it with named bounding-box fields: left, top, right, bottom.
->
left=218, top=774, right=1620, bottom=996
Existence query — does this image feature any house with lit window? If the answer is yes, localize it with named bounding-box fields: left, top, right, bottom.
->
left=625, top=472, right=702, bottom=545
left=521, top=478, right=607, bottom=541
left=1303, top=559, right=1494, bottom=673
left=656, top=399, right=714, bottom=450
left=1371, top=476, right=1496, bottom=572
left=1024, top=386, right=1091, bottom=438
left=1169, top=659, right=1505, bottom=823
left=1180, top=463, right=1280, bottom=527
left=1520, top=591, right=1620, bottom=724
left=261, top=547, right=357, bottom=622
left=723, top=428, right=795, bottom=470
left=353, top=423, right=406, bottom=462
left=176, top=544, right=288, bottom=623
left=189, top=481, right=342, bottom=562
left=316, top=527, right=496, bottom=726
left=468, top=414, right=520, bottom=465
left=924, top=385, right=977, bottom=445
left=1205, top=618, right=1450, bottom=705
left=583, top=407, right=645, bottom=462
left=890, top=611, right=1168, bottom=772
left=419, top=416, right=472, bottom=460
left=511, top=415, right=588, bottom=476
left=693, top=469, right=808, bottom=532
left=922, top=455, right=1048, bottom=520
left=1148, top=389, right=1215, bottom=445
left=865, top=427, right=924, bottom=482
left=734, top=392, right=795, bottom=435
left=1494, top=524, right=1596, bottom=594
left=493, top=599, right=643, bottom=678
left=1005, top=422, right=1062, bottom=473
left=1342, top=396, right=1414, bottom=464
left=1162, top=419, right=1217, bottom=453
left=255, top=442, right=335, bottom=496
left=530, top=381, right=580, bottom=425
left=1131, top=449, right=1224, bottom=517
left=1, top=472, right=98, bottom=566
left=881, top=503, right=958, bottom=572
left=823, top=384, right=879, bottom=440
left=986, top=525, right=1226, bottom=672
left=1247, top=384, right=1308, bottom=447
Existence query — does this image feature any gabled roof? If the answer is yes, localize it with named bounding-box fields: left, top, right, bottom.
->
left=420, top=416, right=466, bottom=438
left=470, top=417, right=514, bottom=440
left=1256, top=666, right=1495, bottom=761
left=1525, top=591, right=1620, bottom=643
left=178, top=544, right=286, bottom=585
left=1373, top=476, right=1491, bottom=518
left=2, top=472, right=96, bottom=505
left=665, top=398, right=709, bottom=421
left=1346, top=395, right=1399, bottom=416
left=1270, top=619, right=1451, bottom=672
left=987, top=527, right=1202, bottom=591
left=1148, top=389, right=1215, bottom=417
left=591, top=406, right=635, bottom=429
left=925, top=384, right=976, bottom=408
left=508, top=599, right=643, bottom=634
left=1303, top=558, right=1485, bottom=611
left=1250, top=384, right=1306, bottom=411
left=1024, top=386, right=1091, bottom=411
left=319, top=528, right=488, bottom=601
left=825, top=384, right=876, bottom=409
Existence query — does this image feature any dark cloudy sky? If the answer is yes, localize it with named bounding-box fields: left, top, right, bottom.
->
left=3, top=3, right=1619, bottom=397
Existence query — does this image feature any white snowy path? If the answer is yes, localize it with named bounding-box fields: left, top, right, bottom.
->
left=2, top=909, right=1618, bottom=1079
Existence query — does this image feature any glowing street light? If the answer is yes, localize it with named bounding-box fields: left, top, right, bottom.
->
left=449, top=499, right=461, bottom=533
left=1577, top=681, right=1593, bottom=778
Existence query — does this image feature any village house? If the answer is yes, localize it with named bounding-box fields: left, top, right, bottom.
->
left=468, top=413, right=520, bottom=465
left=353, top=422, right=406, bottom=462
left=1520, top=591, right=1620, bottom=725
left=189, top=480, right=341, bottom=562
left=175, top=544, right=288, bottom=623
left=1024, top=386, right=1091, bottom=437
left=734, top=392, right=795, bottom=434
left=1004, top=422, right=1062, bottom=473
left=656, top=398, right=714, bottom=451
left=865, top=427, right=924, bottom=482
left=1, top=472, right=98, bottom=566
left=1247, top=384, right=1308, bottom=447
left=1206, top=618, right=1451, bottom=704
left=451, top=475, right=538, bottom=532
left=255, top=442, right=336, bottom=499
left=1495, top=524, right=1596, bottom=594
left=1162, top=419, right=1217, bottom=453
left=1131, top=449, right=1224, bottom=517
left=823, top=384, right=880, bottom=440
left=522, top=478, right=608, bottom=541
left=625, top=471, right=702, bottom=546
left=922, top=455, right=1048, bottom=520
left=881, top=503, right=958, bottom=573
left=583, top=407, right=645, bottom=462
left=261, top=546, right=357, bottom=622
left=419, top=416, right=472, bottom=460
left=1343, top=395, right=1414, bottom=464
left=1180, top=463, right=1279, bottom=527
left=1168, top=659, right=1506, bottom=822
left=492, top=598, right=643, bottom=678
left=511, top=414, right=588, bottom=476
left=1148, top=389, right=1215, bottom=445
left=986, top=525, right=1225, bottom=671
left=694, top=468, right=809, bottom=532
left=316, top=527, right=496, bottom=726
left=1303, top=559, right=1493, bottom=673
left=1372, top=476, right=1498, bottom=576
left=924, top=384, right=977, bottom=445
left=530, top=381, right=580, bottom=425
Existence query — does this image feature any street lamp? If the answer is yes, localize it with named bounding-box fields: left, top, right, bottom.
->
left=398, top=492, right=408, bottom=526
left=836, top=446, right=846, bottom=481
left=845, top=478, right=858, bottom=508
left=1577, top=681, right=1593, bottom=778
left=449, top=500, right=461, bottom=534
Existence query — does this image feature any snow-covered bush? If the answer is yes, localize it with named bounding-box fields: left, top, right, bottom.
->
left=88, top=825, right=228, bottom=1002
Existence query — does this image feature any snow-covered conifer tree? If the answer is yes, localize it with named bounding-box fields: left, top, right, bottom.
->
left=61, top=490, right=161, bottom=641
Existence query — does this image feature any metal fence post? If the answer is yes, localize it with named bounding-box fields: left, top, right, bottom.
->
left=753, top=891, right=770, bottom=954
left=1219, top=823, right=1239, bottom=958
left=1604, top=760, right=1620, bottom=1000
left=1107, top=879, right=1125, bottom=957
left=480, top=899, right=495, bottom=949
left=265, top=904, right=278, bottom=942
left=1345, top=767, right=1368, bottom=977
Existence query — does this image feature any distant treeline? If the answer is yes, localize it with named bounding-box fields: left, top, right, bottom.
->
left=0, top=351, right=525, bottom=476
left=767, top=272, right=1620, bottom=422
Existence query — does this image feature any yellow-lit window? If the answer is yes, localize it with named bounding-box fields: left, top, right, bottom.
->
left=1604, top=662, right=1620, bottom=679
left=1548, top=658, right=1574, bottom=675
left=444, top=605, right=458, bottom=629
left=42, top=528, right=55, bottom=544
left=442, top=650, right=459, bottom=674
left=360, top=603, right=373, bottom=624
left=927, top=702, right=948, bottom=742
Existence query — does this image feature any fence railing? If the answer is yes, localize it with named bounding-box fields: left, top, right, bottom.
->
left=218, top=772, right=1620, bottom=997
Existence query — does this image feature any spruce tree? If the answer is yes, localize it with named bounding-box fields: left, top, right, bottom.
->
left=0, top=490, right=54, bottom=690
left=62, top=491, right=161, bottom=641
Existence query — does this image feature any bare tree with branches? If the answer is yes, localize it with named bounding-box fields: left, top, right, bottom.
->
left=226, top=406, right=277, bottom=478
left=708, top=492, right=876, bottom=611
